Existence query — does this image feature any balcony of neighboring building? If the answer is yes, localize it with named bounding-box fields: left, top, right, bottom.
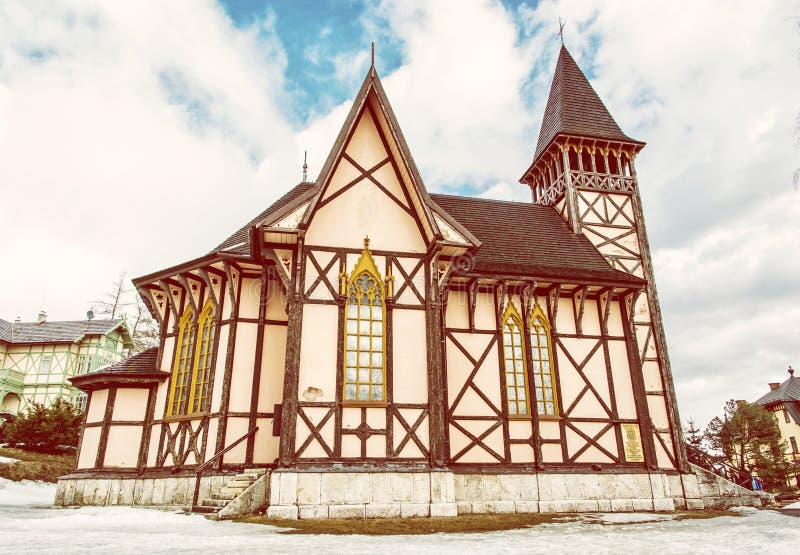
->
left=0, top=367, right=25, bottom=391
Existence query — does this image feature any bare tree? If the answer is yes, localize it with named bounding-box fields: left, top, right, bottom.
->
left=92, top=274, right=159, bottom=354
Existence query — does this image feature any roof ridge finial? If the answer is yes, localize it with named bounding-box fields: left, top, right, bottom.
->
left=302, top=150, right=308, bottom=182
left=558, top=18, right=566, bottom=46
left=371, top=41, right=375, bottom=68
left=790, top=366, right=795, bottom=376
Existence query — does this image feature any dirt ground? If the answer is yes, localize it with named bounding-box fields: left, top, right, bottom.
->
left=0, top=447, right=75, bottom=483
left=236, top=509, right=740, bottom=535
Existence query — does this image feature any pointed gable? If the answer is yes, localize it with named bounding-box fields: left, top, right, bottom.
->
left=300, top=66, right=446, bottom=251
left=534, top=46, right=642, bottom=159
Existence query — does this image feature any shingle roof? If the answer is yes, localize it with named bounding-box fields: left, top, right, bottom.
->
left=214, top=183, right=315, bottom=253
left=534, top=46, right=639, bottom=159
left=96, top=347, right=158, bottom=374
left=754, top=374, right=800, bottom=406
left=430, top=194, right=641, bottom=284
left=0, top=318, right=131, bottom=346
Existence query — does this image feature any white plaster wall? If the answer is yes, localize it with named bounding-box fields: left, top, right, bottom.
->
left=77, top=426, right=101, bottom=469
left=604, top=340, right=634, bottom=420
left=256, top=325, right=287, bottom=412
left=472, top=291, right=496, bottom=330
left=104, top=426, right=142, bottom=467
left=86, top=389, right=108, bottom=423
left=445, top=289, right=469, bottom=328
left=298, top=304, right=338, bottom=403
left=112, top=388, right=148, bottom=422
left=392, top=309, right=427, bottom=404
left=229, top=322, right=257, bottom=412
left=238, top=279, right=261, bottom=320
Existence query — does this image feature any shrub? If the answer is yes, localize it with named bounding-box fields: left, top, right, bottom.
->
left=4, top=398, right=82, bottom=453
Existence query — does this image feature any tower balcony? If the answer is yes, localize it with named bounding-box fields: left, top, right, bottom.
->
left=532, top=170, right=636, bottom=206
left=0, top=368, right=25, bottom=391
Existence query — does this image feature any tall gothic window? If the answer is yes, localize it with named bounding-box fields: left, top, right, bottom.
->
left=188, top=301, right=216, bottom=414
left=343, top=239, right=385, bottom=402
left=530, top=305, right=558, bottom=416
left=502, top=303, right=530, bottom=416
left=167, top=306, right=195, bottom=416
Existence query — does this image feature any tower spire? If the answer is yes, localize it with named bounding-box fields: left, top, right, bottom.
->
left=302, top=150, right=308, bottom=182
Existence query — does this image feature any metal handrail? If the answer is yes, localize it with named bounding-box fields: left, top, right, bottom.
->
left=685, top=442, right=752, bottom=489
left=191, top=426, right=258, bottom=510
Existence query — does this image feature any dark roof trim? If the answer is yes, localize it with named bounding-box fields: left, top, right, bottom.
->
left=70, top=371, right=169, bottom=392
left=133, top=251, right=248, bottom=289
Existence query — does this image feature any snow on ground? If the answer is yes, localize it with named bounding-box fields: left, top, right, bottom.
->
left=782, top=501, right=800, bottom=510
left=0, top=481, right=798, bottom=554
left=0, top=455, right=21, bottom=463
left=0, top=478, right=56, bottom=507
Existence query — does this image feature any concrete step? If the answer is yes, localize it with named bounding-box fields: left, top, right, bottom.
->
left=211, top=492, right=237, bottom=501
left=227, top=478, right=256, bottom=487
left=201, top=498, right=228, bottom=508
left=219, top=486, right=248, bottom=497
left=192, top=505, right=219, bottom=514
left=242, top=468, right=266, bottom=476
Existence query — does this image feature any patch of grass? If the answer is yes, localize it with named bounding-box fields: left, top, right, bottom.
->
left=236, top=509, right=744, bottom=535
left=0, top=447, right=75, bottom=483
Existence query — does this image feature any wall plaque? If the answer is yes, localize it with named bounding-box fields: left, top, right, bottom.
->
left=622, top=423, right=644, bottom=462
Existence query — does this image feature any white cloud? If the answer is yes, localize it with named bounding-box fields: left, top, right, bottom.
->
left=0, top=0, right=303, bottom=321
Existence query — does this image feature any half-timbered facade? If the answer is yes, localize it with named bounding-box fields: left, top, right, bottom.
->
left=0, top=314, right=131, bottom=414
left=57, top=47, right=732, bottom=518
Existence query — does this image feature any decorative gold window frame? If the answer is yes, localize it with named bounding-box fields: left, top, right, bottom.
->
left=501, top=302, right=532, bottom=419
left=529, top=304, right=559, bottom=417
left=187, top=300, right=215, bottom=415
left=166, top=305, right=195, bottom=417
left=341, top=238, right=387, bottom=405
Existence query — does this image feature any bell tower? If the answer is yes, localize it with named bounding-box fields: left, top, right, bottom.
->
left=521, top=45, right=688, bottom=471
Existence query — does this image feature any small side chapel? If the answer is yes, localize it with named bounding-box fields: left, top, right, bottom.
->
left=57, top=47, right=716, bottom=518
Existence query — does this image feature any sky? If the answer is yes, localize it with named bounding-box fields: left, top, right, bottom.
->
left=0, top=0, right=798, bottom=428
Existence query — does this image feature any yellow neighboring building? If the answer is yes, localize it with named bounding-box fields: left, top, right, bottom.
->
left=754, top=367, right=800, bottom=487
left=0, top=312, right=132, bottom=414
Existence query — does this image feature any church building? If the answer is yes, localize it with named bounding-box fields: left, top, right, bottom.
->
left=56, top=47, right=761, bottom=518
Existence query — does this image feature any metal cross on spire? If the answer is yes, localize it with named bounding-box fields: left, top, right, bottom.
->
left=558, top=18, right=566, bottom=45
left=302, top=150, right=308, bottom=182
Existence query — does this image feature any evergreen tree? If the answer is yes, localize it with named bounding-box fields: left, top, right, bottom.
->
left=684, top=418, right=705, bottom=451
left=4, top=398, right=83, bottom=453
left=706, top=399, right=800, bottom=490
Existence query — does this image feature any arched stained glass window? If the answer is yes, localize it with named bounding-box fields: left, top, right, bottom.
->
left=343, top=239, right=385, bottom=402
left=502, top=303, right=530, bottom=416
left=188, top=301, right=216, bottom=414
left=530, top=305, right=558, bottom=416
left=167, top=306, right=195, bottom=416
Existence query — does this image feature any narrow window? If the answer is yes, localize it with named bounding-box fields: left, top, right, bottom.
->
left=502, top=303, right=530, bottom=416
left=74, top=392, right=88, bottom=412
left=188, top=301, right=216, bottom=414
left=594, top=151, right=606, bottom=173
left=39, top=356, right=52, bottom=375
left=790, top=437, right=798, bottom=454
left=785, top=409, right=791, bottom=424
left=167, top=306, right=195, bottom=416
left=530, top=305, right=558, bottom=416
left=608, top=153, right=620, bottom=175
left=343, top=239, right=385, bottom=402
left=568, top=147, right=579, bottom=170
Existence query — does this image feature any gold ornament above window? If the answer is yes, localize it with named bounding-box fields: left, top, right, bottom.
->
left=342, top=237, right=386, bottom=402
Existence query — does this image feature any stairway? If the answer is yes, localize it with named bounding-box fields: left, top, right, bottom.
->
left=193, top=468, right=268, bottom=517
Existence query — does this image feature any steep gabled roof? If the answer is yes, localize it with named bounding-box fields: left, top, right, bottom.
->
left=0, top=318, right=132, bottom=347
left=299, top=65, right=445, bottom=244
left=754, top=374, right=800, bottom=406
left=534, top=46, right=642, bottom=159
left=430, top=194, right=642, bottom=284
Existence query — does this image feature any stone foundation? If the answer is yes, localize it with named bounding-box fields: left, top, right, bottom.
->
left=266, top=469, right=457, bottom=520
left=55, top=464, right=767, bottom=519
left=53, top=472, right=267, bottom=517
